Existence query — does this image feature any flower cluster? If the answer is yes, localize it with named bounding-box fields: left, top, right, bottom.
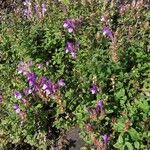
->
left=17, top=61, right=32, bottom=75
left=13, top=61, right=65, bottom=119
left=35, top=3, right=47, bottom=18
left=23, top=0, right=32, bottom=17
left=14, top=73, right=65, bottom=99
left=63, top=18, right=82, bottom=33
left=100, top=15, right=113, bottom=40
left=23, top=0, right=47, bottom=18
left=65, top=41, right=78, bottom=58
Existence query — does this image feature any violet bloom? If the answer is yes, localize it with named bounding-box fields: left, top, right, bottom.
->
left=37, top=63, right=43, bottom=69
left=96, top=100, right=103, bottom=113
left=42, top=80, right=53, bottom=95
left=27, top=73, right=36, bottom=87
left=57, top=79, right=65, bottom=87
left=17, top=61, right=32, bottom=75
left=90, top=84, right=100, bottom=94
left=102, top=134, right=110, bottom=145
left=39, top=76, right=47, bottom=86
left=103, top=26, right=113, bottom=39
left=23, top=9, right=31, bottom=17
left=14, top=91, right=22, bottom=99
left=65, top=42, right=78, bottom=58
left=23, top=0, right=31, bottom=6
left=35, top=4, right=41, bottom=18
left=13, top=104, right=21, bottom=113
left=100, top=16, right=106, bottom=22
left=23, top=87, right=32, bottom=96
left=63, top=19, right=75, bottom=33
left=41, top=3, right=47, bottom=17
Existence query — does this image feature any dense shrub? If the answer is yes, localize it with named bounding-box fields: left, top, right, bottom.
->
left=0, top=0, right=150, bottom=149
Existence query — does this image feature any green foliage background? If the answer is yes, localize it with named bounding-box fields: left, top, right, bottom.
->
left=0, top=0, right=150, bottom=149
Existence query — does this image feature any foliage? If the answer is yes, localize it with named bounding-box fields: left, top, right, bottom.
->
left=0, top=0, right=150, bottom=149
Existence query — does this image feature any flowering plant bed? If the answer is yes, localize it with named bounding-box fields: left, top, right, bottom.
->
left=0, top=0, right=150, bottom=150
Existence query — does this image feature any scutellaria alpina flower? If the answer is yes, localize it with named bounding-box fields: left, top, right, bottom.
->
left=103, top=26, right=113, bottom=39
left=63, top=19, right=75, bottom=33
left=37, top=63, right=43, bottom=69
left=102, top=134, right=110, bottom=145
left=63, top=18, right=82, bottom=33
left=65, top=41, right=78, bottom=58
left=100, top=15, right=109, bottom=23
left=90, top=84, right=100, bottom=94
left=96, top=100, right=103, bottom=113
left=23, top=0, right=31, bottom=6
left=23, top=87, right=32, bottom=96
left=27, top=72, right=37, bottom=87
left=41, top=3, right=47, bottom=17
left=23, top=0, right=32, bottom=18
left=13, top=104, right=21, bottom=113
left=14, top=91, right=22, bottom=99
left=17, top=61, right=32, bottom=75
left=57, top=79, right=65, bottom=87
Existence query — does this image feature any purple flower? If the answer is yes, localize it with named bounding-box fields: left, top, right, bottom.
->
left=42, top=80, right=54, bottom=95
left=27, top=73, right=36, bottom=87
left=39, top=76, right=47, bottom=86
left=90, top=84, right=100, bottom=94
left=41, top=3, right=47, bottom=17
left=100, top=16, right=105, bottom=22
left=23, top=0, right=31, bottom=6
left=96, top=100, right=103, bottom=113
left=23, top=9, right=30, bottom=17
left=102, top=134, right=110, bottom=145
left=14, top=91, right=22, bottom=99
left=37, top=63, right=43, bottom=69
left=35, top=4, right=41, bottom=18
left=103, top=26, right=113, bottom=39
left=13, top=104, right=21, bottom=113
left=63, top=19, right=75, bottom=33
left=57, top=79, right=65, bottom=87
left=17, top=61, right=32, bottom=75
left=63, top=18, right=82, bottom=33
left=65, top=42, right=78, bottom=58
left=23, top=87, right=32, bottom=96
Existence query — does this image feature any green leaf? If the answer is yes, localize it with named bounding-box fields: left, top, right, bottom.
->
left=35, top=104, right=42, bottom=109
left=134, top=141, right=140, bottom=149
left=125, top=142, right=134, bottom=150
left=113, top=134, right=124, bottom=149
left=128, top=128, right=140, bottom=141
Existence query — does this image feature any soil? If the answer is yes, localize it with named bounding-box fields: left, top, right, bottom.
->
left=66, top=127, right=85, bottom=150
